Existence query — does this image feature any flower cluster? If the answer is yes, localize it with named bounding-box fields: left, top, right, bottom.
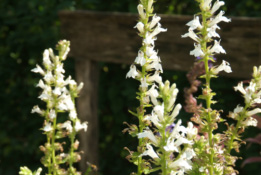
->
left=223, top=66, right=261, bottom=174
left=22, top=40, right=87, bottom=175
left=125, top=1, right=197, bottom=174
left=182, top=0, right=234, bottom=174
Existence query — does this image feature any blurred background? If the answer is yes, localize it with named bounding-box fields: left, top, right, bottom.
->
left=0, top=0, right=260, bottom=174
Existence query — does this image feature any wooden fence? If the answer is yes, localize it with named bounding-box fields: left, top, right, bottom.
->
left=59, top=10, right=261, bottom=173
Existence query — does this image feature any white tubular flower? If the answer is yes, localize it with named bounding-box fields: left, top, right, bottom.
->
left=147, top=84, right=159, bottom=105
left=164, top=138, right=179, bottom=152
left=187, top=122, right=198, bottom=139
left=53, top=87, right=62, bottom=96
left=126, top=65, right=139, bottom=79
left=208, top=10, right=231, bottom=27
left=170, top=120, right=182, bottom=138
left=201, top=0, right=212, bottom=11
left=43, top=123, right=52, bottom=132
left=38, top=89, right=52, bottom=101
left=135, top=50, right=146, bottom=66
left=75, top=120, right=88, bottom=132
left=69, top=109, right=77, bottom=120
left=150, top=23, right=167, bottom=38
left=147, top=71, right=162, bottom=85
left=137, top=4, right=146, bottom=19
left=186, top=16, right=202, bottom=30
left=137, top=129, right=158, bottom=145
left=184, top=147, right=196, bottom=160
left=36, top=79, right=46, bottom=89
left=190, top=43, right=204, bottom=57
left=43, top=49, right=51, bottom=68
left=234, top=105, right=244, bottom=113
left=31, top=105, right=44, bottom=115
left=209, top=40, right=226, bottom=54
left=207, top=24, right=220, bottom=38
left=149, top=14, right=161, bottom=29
left=167, top=88, right=179, bottom=110
left=143, top=32, right=156, bottom=46
left=43, top=71, right=54, bottom=83
left=150, top=111, right=162, bottom=128
left=170, top=104, right=182, bottom=122
left=49, top=109, right=56, bottom=120
left=31, top=64, right=45, bottom=75
left=141, top=144, right=159, bottom=159
left=56, top=63, right=65, bottom=74
left=181, top=30, right=199, bottom=42
left=234, top=82, right=246, bottom=95
left=147, top=0, right=153, bottom=12
left=170, top=153, right=192, bottom=170
left=146, top=58, right=163, bottom=73
left=153, top=103, right=164, bottom=121
left=62, top=120, right=73, bottom=133
left=211, top=60, right=232, bottom=74
left=134, top=22, right=144, bottom=34
left=246, top=108, right=261, bottom=116
left=211, top=0, right=225, bottom=14
left=140, top=77, right=148, bottom=90
left=242, top=117, right=258, bottom=127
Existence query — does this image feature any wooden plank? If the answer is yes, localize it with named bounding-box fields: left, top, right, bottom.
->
left=75, top=58, right=99, bottom=173
left=59, top=10, right=261, bottom=79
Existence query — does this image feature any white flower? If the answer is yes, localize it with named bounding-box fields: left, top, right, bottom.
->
left=181, top=30, right=199, bottom=42
left=137, top=129, right=158, bottom=145
left=140, top=77, right=148, bottom=90
left=75, top=120, right=88, bottom=132
left=186, top=16, right=202, bottom=30
left=170, top=104, right=182, bottom=122
left=246, top=108, right=261, bottom=116
left=146, top=58, right=163, bottom=73
left=134, top=22, right=144, bottom=34
left=49, top=109, right=56, bottom=120
left=187, top=122, right=198, bottom=139
left=209, top=40, right=226, bottom=54
left=234, top=82, right=246, bottom=95
left=43, top=49, right=52, bottom=68
left=208, top=10, right=231, bottom=26
left=190, top=43, right=204, bottom=57
left=150, top=23, right=167, bottom=38
left=211, top=60, right=232, bottom=74
left=153, top=103, right=164, bottom=121
left=167, top=88, right=179, bottom=111
left=164, top=138, right=179, bottom=152
left=150, top=111, right=162, bottom=128
left=207, top=24, right=220, bottom=38
left=143, top=32, right=156, bottom=46
left=53, top=87, right=62, bottom=96
left=184, top=148, right=196, bottom=160
left=36, top=80, right=46, bottom=89
left=31, top=64, right=45, bottom=75
left=69, top=109, right=77, bottom=119
left=242, top=117, right=258, bottom=127
left=43, top=123, right=52, bottom=132
left=141, top=144, right=159, bottom=159
left=62, top=121, right=73, bottom=133
left=137, top=4, right=146, bottom=19
left=31, top=105, right=44, bottom=115
left=135, top=50, right=146, bottom=66
left=202, top=0, right=212, bottom=11
left=56, top=63, right=65, bottom=74
left=43, top=71, right=54, bottom=83
left=147, top=71, right=162, bottom=85
left=150, top=15, right=161, bottom=29
left=211, top=0, right=225, bottom=14
left=147, top=84, right=159, bottom=105
left=126, top=65, right=139, bottom=79
left=234, top=105, right=244, bottom=113
left=169, top=154, right=192, bottom=170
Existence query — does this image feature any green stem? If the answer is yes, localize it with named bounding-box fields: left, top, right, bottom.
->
left=202, top=11, right=214, bottom=175
left=51, top=115, right=57, bottom=175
